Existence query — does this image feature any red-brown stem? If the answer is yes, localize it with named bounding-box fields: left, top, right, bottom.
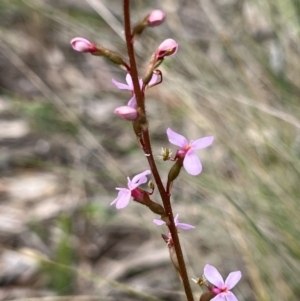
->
left=123, top=0, right=145, bottom=111
left=166, top=180, right=172, bottom=196
left=123, top=2, right=194, bottom=301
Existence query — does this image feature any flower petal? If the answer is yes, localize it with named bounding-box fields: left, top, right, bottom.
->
left=129, top=170, right=151, bottom=190
left=111, top=189, right=131, bottom=209
left=125, top=73, right=133, bottom=89
left=138, top=79, right=143, bottom=88
left=127, top=96, right=137, bottom=108
left=204, top=264, right=225, bottom=288
left=225, top=291, right=239, bottom=301
left=174, top=214, right=179, bottom=225
left=153, top=219, right=166, bottom=226
left=211, top=295, right=226, bottom=301
left=112, top=78, right=131, bottom=90
left=183, top=152, right=202, bottom=175
left=114, top=106, right=138, bottom=121
left=225, top=271, right=242, bottom=290
left=70, top=37, right=96, bottom=53
left=176, top=222, right=195, bottom=230
left=148, top=74, right=158, bottom=86
left=191, top=136, right=214, bottom=150
left=166, top=128, right=188, bottom=147
left=147, top=10, right=166, bottom=27
left=156, top=39, right=178, bottom=59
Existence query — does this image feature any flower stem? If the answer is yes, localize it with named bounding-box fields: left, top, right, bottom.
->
left=123, top=0, right=145, bottom=112
left=123, top=2, right=194, bottom=300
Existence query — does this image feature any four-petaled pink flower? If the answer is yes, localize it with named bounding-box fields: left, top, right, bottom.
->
left=111, top=170, right=151, bottom=209
left=167, top=128, right=214, bottom=176
left=204, top=264, right=241, bottom=301
left=112, top=73, right=158, bottom=107
left=153, top=214, right=195, bottom=230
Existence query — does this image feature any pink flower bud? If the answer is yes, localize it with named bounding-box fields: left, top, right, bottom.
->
left=156, top=39, right=178, bottom=59
left=114, top=106, right=138, bottom=121
left=70, top=37, right=97, bottom=53
left=147, top=10, right=166, bottom=27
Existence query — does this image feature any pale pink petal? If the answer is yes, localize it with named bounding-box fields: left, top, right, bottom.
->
left=114, top=106, right=138, bottom=121
left=127, top=96, right=137, bottom=108
left=153, top=219, right=166, bottom=226
left=176, top=222, right=195, bottom=230
left=211, top=295, right=226, bottom=301
left=191, top=136, right=214, bottom=150
left=125, top=73, right=133, bottom=89
left=112, top=78, right=131, bottom=90
left=111, top=189, right=131, bottom=209
left=138, top=79, right=143, bottom=88
left=70, top=37, right=96, bottom=53
left=147, top=10, right=166, bottom=27
left=148, top=74, right=158, bottom=86
left=129, top=170, right=151, bottom=190
left=174, top=214, right=179, bottom=225
left=225, top=291, right=239, bottom=301
left=166, top=128, right=188, bottom=147
left=225, top=271, right=242, bottom=290
left=204, top=264, right=224, bottom=288
left=156, top=39, right=178, bottom=59
left=183, top=152, right=202, bottom=175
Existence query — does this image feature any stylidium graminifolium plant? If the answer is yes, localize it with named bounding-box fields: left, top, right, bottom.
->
left=70, top=3, right=241, bottom=301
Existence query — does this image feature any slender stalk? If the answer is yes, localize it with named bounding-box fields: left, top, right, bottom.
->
left=123, top=2, right=194, bottom=300
left=123, top=0, right=144, bottom=112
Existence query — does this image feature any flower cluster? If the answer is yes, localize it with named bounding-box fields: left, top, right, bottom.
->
left=70, top=6, right=242, bottom=301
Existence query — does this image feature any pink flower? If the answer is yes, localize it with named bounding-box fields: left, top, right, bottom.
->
left=166, top=128, right=214, bottom=176
left=112, top=73, right=158, bottom=105
left=147, top=10, right=166, bottom=27
left=111, top=170, right=151, bottom=209
left=204, top=264, right=242, bottom=301
left=70, top=37, right=97, bottom=53
left=156, top=39, right=178, bottom=59
left=153, top=214, right=195, bottom=230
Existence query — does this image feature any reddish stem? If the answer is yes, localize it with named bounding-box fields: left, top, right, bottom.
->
left=123, top=2, right=194, bottom=301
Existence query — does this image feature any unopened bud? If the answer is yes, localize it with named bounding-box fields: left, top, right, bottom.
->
left=114, top=106, right=138, bottom=121
left=156, top=39, right=178, bottom=60
left=70, top=37, right=97, bottom=53
left=71, top=38, right=126, bottom=66
left=132, top=10, right=166, bottom=40
left=147, top=10, right=166, bottom=27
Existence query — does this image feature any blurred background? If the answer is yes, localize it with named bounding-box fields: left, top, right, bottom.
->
left=0, top=0, right=300, bottom=300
